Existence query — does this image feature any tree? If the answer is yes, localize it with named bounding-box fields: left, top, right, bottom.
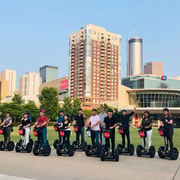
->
left=83, top=109, right=92, bottom=120
left=0, top=102, right=23, bottom=122
left=62, top=97, right=73, bottom=118
left=22, top=100, right=39, bottom=122
left=72, top=98, right=81, bottom=117
left=39, top=87, right=60, bottom=120
left=12, top=94, right=25, bottom=105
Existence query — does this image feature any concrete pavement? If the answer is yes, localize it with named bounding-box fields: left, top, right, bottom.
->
left=0, top=148, right=180, bottom=180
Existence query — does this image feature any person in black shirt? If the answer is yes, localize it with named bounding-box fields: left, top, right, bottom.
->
left=119, top=106, right=136, bottom=150
left=73, top=108, right=86, bottom=145
left=104, top=109, right=117, bottom=154
left=59, top=114, right=71, bottom=147
left=160, top=108, right=174, bottom=150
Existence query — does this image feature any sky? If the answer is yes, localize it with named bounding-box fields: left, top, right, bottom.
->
left=0, top=0, right=180, bottom=84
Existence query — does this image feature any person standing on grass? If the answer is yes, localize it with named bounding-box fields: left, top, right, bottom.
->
left=160, top=108, right=174, bottom=151
left=118, top=106, right=136, bottom=150
left=98, top=106, right=107, bottom=145
left=73, top=108, right=86, bottom=145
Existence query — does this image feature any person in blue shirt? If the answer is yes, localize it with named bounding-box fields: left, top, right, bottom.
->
left=56, top=110, right=64, bottom=141
left=57, top=110, right=64, bottom=124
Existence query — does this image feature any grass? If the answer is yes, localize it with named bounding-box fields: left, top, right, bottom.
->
left=4, top=126, right=180, bottom=151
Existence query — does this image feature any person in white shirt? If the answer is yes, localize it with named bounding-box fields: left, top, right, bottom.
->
left=87, top=109, right=100, bottom=149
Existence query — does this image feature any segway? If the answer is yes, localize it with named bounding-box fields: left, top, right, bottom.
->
left=117, top=126, right=134, bottom=156
left=32, top=127, right=51, bottom=156
left=53, top=123, right=61, bottom=149
left=15, top=127, right=33, bottom=153
left=85, top=127, right=102, bottom=157
left=0, top=126, right=14, bottom=151
left=100, top=130, right=119, bottom=161
left=72, top=124, right=87, bottom=151
left=136, top=128, right=155, bottom=158
left=158, top=126, right=179, bottom=160
left=56, top=128, right=75, bottom=156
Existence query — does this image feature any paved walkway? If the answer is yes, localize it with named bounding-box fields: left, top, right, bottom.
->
left=0, top=148, right=180, bottom=180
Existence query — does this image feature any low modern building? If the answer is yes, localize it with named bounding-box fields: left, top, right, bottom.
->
left=106, top=84, right=180, bottom=128
left=39, top=76, right=68, bottom=105
left=122, top=74, right=180, bottom=89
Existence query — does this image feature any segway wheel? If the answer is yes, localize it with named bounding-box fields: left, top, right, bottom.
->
left=7, top=141, right=14, bottom=151
left=33, top=144, right=39, bottom=156
left=100, top=148, right=105, bottom=161
left=15, top=142, right=21, bottom=152
left=129, top=144, right=135, bottom=156
left=26, top=143, right=32, bottom=153
left=117, top=144, right=123, bottom=155
left=96, top=145, right=102, bottom=157
left=149, top=145, right=155, bottom=158
left=82, top=142, right=87, bottom=151
left=53, top=139, right=59, bottom=149
left=115, top=149, right=119, bottom=162
left=29, top=139, right=33, bottom=146
left=43, top=144, right=51, bottom=156
left=68, top=145, right=75, bottom=157
left=136, top=145, right=142, bottom=157
left=169, top=147, right=179, bottom=160
left=85, top=145, right=91, bottom=156
left=56, top=147, right=62, bottom=156
left=158, top=146, right=165, bottom=159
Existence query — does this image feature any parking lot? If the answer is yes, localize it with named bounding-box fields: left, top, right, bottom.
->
left=0, top=148, right=180, bottom=180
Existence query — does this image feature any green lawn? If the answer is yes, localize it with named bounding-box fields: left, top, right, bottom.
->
left=5, top=126, right=180, bottom=151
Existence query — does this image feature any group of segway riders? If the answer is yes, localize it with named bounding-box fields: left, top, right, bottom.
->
left=0, top=106, right=178, bottom=160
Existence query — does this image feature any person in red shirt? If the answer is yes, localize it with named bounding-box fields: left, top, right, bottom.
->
left=33, top=109, right=48, bottom=148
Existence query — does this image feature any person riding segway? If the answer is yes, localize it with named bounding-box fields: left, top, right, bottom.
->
left=117, top=106, right=136, bottom=155
left=0, top=112, right=14, bottom=151
left=72, top=108, right=87, bottom=151
left=136, top=111, right=155, bottom=158
left=56, top=114, right=75, bottom=156
left=100, top=109, right=119, bottom=161
left=32, top=109, right=51, bottom=156
left=85, top=108, right=101, bottom=157
left=158, top=108, right=179, bottom=160
left=15, top=112, right=33, bottom=153
left=53, top=110, right=64, bottom=149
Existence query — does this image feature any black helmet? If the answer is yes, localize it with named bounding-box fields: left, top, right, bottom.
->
left=144, top=111, right=150, bottom=115
left=163, top=108, right=169, bottom=112
left=92, top=108, right=97, bottom=112
left=121, top=109, right=127, bottom=113
left=108, top=108, right=113, bottom=113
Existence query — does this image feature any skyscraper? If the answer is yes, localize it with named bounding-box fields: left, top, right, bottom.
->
left=0, top=70, right=16, bottom=97
left=144, top=61, right=163, bottom=76
left=127, top=37, right=143, bottom=76
left=19, top=72, right=42, bottom=104
left=0, top=76, right=8, bottom=99
left=39, top=65, right=58, bottom=83
left=69, top=24, right=121, bottom=108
